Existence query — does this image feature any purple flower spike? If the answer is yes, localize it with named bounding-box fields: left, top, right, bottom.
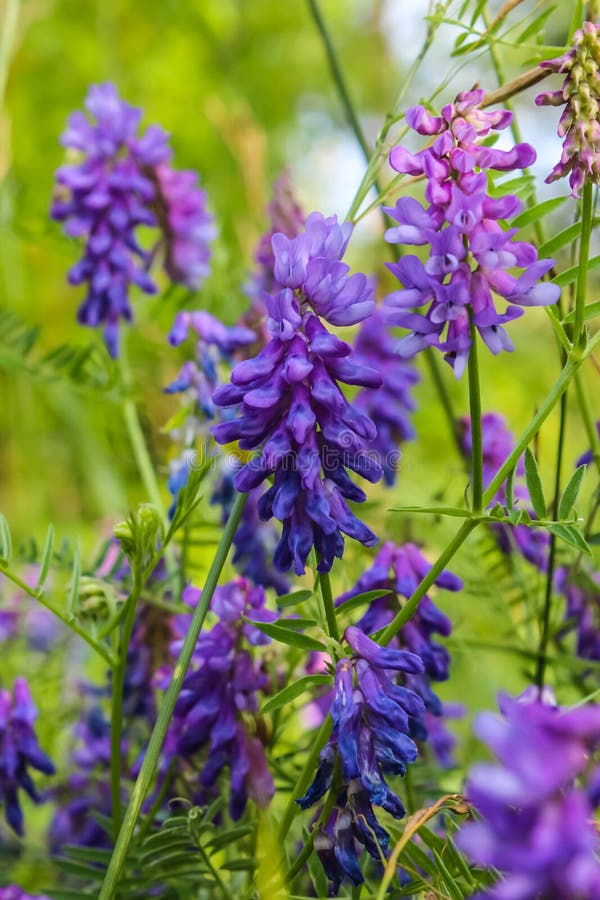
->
left=52, top=82, right=215, bottom=356
left=0, top=678, right=55, bottom=836
left=166, top=578, right=274, bottom=820
left=384, top=90, right=560, bottom=376
left=297, top=635, right=426, bottom=890
left=458, top=689, right=600, bottom=899
left=336, top=541, right=462, bottom=767
left=213, top=212, right=382, bottom=575
left=536, top=23, right=600, bottom=196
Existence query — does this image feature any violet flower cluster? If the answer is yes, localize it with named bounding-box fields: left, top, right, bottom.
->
left=352, top=310, right=419, bottom=486
left=166, top=580, right=275, bottom=820
left=459, top=413, right=549, bottom=571
left=458, top=688, right=600, bottom=899
left=298, top=626, right=425, bottom=890
left=0, top=889, right=50, bottom=900
left=213, top=212, right=382, bottom=575
left=556, top=565, right=600, bottom=664
left=51, top=83, right=215, bottom=356
left=337, top=541, right=463, bottom=767
left=0, top=678, right=55, bottom=836
left=536, top=22, right=600, bottom=196
left=384, top=89, right=560, bottom=377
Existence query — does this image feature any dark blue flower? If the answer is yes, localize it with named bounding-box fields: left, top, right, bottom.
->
left=0, top=678, right=55, bottom=836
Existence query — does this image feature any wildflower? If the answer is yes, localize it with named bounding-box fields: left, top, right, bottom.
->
left=352, top=309, right=419, bottom=486
left=213, top=212, right=382, bottom=575
left=0, top=678, right=55, bottom=836
left=556, top=565, right=600, bottom=664
left=536, top=22, right=600, bottom=196
left=384, top=90, right=560, bottom=377
left=0, top=889, right=51, bottom=900
left=459, top=413, right=549, bottom=571
left=458, top=688, right=600, bottom=899
left=297, top=627, right=425, bottom=889
left=52, top=83, right=215, bottom=356
left=168, top=580, right=275, bottom=820
left=250, top=169, right=306, bottom=300
left=337, top=541, right=463, bottom=766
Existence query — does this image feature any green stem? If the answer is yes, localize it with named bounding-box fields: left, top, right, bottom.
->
left=99, top=491, right=248, bottom=900
left=121, top=395, right=166, bottom=517
left=110, top=573, right=141, bottom=840
left=0, top=566, right=114, bottom=665
left=467, top=320, right=483, bottom=514
left=424, top=348, right=463, bottom=460
left=379, top=357, right=582, bottom=644
left=575, top=181, right=594, bottom=344
left=575, top=371, right=600, bottom=476
left=306, top=0, right=369, bottom=161
left=535, top=389, right=567, bottom=688
left=318, top=570, right=339, bottom=642
left=277, top=715, right=332, bottom=843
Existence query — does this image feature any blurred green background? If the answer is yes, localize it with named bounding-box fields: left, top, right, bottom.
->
left=0, top=0, right=597, bottom=888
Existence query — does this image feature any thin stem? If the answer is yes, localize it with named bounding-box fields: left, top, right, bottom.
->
left=575, top=181, right=594, bottom=344
left=379, top=357, right=582, bottom=644
left=318, top=570, right=339, bottom=642
left=277, top=715, right=333, bottom=843
left=467, top=320, right=483, bottom=514
left=424, top=348, right=463, bottom=460
left=99, top=491, right=248, bottom=900
left=306, top=0, right=369, bottom=161
left=0, top=565, right=114, bottom=665
left=575, top=371, right=600, bottom=475
left=110, top=573, right=141, bottom=839
left=535, top=389, right=567, bottom=687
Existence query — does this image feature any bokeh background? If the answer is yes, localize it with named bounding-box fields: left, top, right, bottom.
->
left=0, top=0, right=597, bottom=888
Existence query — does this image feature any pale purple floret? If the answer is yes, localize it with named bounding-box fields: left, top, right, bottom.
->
left=352, top=310, right=419, bottom=486
left=52, top=83, right=215, bottom=356
left=167, top=580, right=275, bottom=820
left=213, top=212, right=382, bottom=575
left=458, top=688, right=600, bottom=899
left=384, top=90, right=560, bottom=377
left=556, top=565, right=600, bottom=664
left=536, top=22, right=600, bottom=197
left=0, top=678, right=55, bottom=836
left=297, top=629, right=425, bottom=890
left=459, top=413, right=549, bottom=571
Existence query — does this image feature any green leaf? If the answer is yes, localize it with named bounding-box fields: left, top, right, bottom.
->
left=37, top=523, right=55, bottom=590
left=245, top=619, right=327, bottom=652
left=337, top=589, right=392, bottom=614
left=512, top=196, right=567, bottom=229
left=272, top=616, right=319, bottom=631
left=538, top=220, right=584, bottom=257
left=277, top=589, right=313, bottom=608
left=0, top=513, right=12, bottom=565
left=505, top=465, right=515, bottom=512
left=524, top=449, right=546, bottom=519
left=221, top=858, right=258, bottom=871
left=517, top=6, right=555, bottom=44
left=261, top=674, right=331, bottom=714
left=469, top=0, right=488, bottom=27
left=432, top=849, right=466, bottom=900
left=562, top=300, right=600, bottom=325
left=558, top=465, right=586, bottom=520
left=553, top=254, right=600, bottom=287
left=390, top=505, right=471, bottom=518
left=67, top=540, right=81, bottom=619
left=548, top=523, right=591, bottom=555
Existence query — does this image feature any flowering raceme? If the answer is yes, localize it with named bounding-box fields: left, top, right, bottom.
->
left=536, top=22, right=600, bottom=196
left=458, top=688, right=600, bottom=899
left=213, top=212, right=382, bottom=575
left=337, top=541, right=463, bottom=766
left=298, top=627, right=425, bottom=890
left=0, top=678, right=55, bottom=836
left=383, top=89, right=561, bottom=377
left=165, top=580, right=275, bottom=820
left=51, top=82, right=215, bottom=356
